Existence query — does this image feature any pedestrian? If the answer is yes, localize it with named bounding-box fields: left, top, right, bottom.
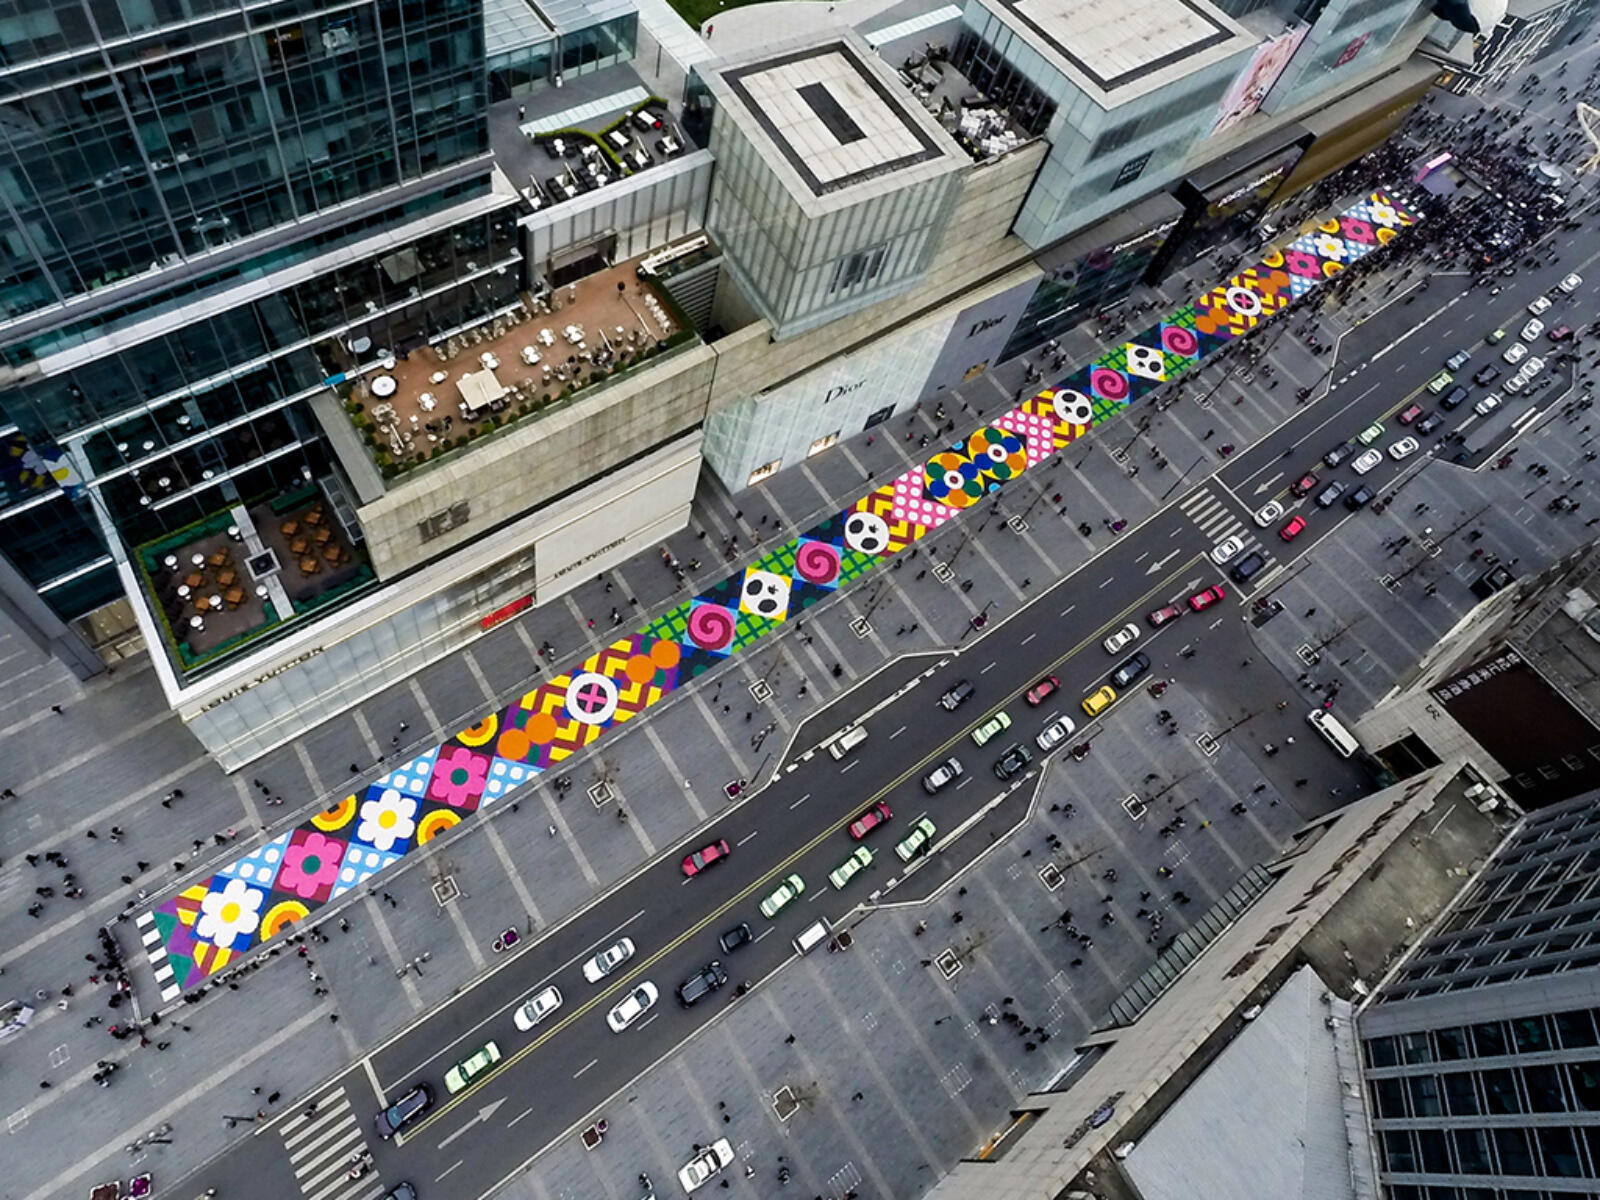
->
left=86, top=830, right=97, bottom=839
left=51, top=704, right=62, bottom=714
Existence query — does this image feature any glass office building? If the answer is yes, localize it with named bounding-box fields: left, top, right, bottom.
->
left=1360, top=788, right=1600, bottom=1199
left=0, top=0, right=496, bottom=626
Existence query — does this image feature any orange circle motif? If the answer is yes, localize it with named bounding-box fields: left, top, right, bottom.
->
left=525, top=711, right=558, bottom=744
left=650, top=640, right=681, bottom=669
left=626, top=654, right=657, bottom=684
left=497, top=729, right=531, bottom=761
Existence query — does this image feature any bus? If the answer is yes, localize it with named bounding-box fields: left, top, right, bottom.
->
left=1307, top=709, right=1359, bottom=758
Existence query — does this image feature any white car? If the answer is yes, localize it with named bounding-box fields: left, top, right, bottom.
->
left=1474, top=393, right=1502, bottom=418
left=921, top=757, right=963, bottom=794
left=1102, top=623, right=1140, bottom=654
left=1528, top=295, right=1554, bottom=315
left=513, top=985, right=563, bottom=1031
left=606, top=981, right=658, bottom=1032
left=1521, top=318, right=1545, bottom=342
left=582, top=936, right=636, bottom=983
left=1503, top=342, right=1528, bottom=366
left=1560, top=273, right=1583, bottom=294
left=678, top=1139, right=735, bottom=1193
left=1351, top=448, right=1383, bottom=475
left=1253, top=500, right=1284, bottom=528
left=1210, top=534, right=1246, bottom=565
left=1504, top=372, right=1528, bottom=394
left=1387, top=437, right=1420, bottom=460
left=1523, top=355, right=1545, bottom=379
left=1036, top=716, right=1075, bottom=752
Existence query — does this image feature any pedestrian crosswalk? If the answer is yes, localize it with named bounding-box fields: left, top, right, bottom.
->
left=280, top=1084, right=386, bottom=1200
left=1178, top=488, right=1273, bottom=569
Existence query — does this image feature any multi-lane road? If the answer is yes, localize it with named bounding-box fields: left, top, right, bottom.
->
left=185, top=213, right=1600, bottom=1200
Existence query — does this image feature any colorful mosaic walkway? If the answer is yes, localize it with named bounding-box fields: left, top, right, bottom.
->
left=137, top=189, right=1421, bottom=1001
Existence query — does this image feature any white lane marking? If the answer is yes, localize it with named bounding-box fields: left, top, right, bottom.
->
left=437, top=1162, right=464, bottom=1182
left=1021, top=633, right=1037, bottom=645
left=736, top=830, right=759, bottom=846
left=508, top=1107, right=534, bottom=1127
left=573, top=1059, right=598, bottom=1079
left=890, top=725, right=906, bottom=739
left=788, top=792, right=811, bottom=811
left=840, top=761, right=859, bottom=773
left=980, top=661, right=998, bottom=674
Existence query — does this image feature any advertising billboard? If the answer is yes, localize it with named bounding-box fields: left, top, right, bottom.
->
left=1211, top=26, right=1311, bottom=136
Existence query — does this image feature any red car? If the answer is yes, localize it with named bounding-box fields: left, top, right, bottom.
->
left=1289, top=472, right=1318, bottom=498
left=1397, top=403, right=1423, bottom=425
left=1549, top=324, right=1574, bottom=342
left=1279, top=515, right=1307, bottom=541
left=849, top=802, right=892, bottom=840
left=1025, top=675, right=1060, bottom=706
left=1147, top=604, right=1182, bottom=627
left=681, top=839, right=731, bottom=876
left=1187, top=584, right=1226, bottom=612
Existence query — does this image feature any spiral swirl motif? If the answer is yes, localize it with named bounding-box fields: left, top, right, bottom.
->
left=1090, top=366, right=1129, bottom=402
left=686, top=602, right=737, bottom=652
left=1160, top=324, right=1198, bottom=358
left=794, top=539, right=841, bottom=586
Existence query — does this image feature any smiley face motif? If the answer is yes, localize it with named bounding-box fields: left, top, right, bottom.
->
left=843, top=510, right=891, bottom=556
left=739, top=569, right=792, bottom=619
left=1124, top=343, right=1166, bottom=382
left=1052, top=390, right=1095, bottom=428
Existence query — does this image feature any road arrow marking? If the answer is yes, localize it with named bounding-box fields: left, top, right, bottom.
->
left=439, top=1098, right=508, bottom=1149
left=1145, top=549, right=1182, bottom=575
left=1253, top=472, right=1284, bottom=495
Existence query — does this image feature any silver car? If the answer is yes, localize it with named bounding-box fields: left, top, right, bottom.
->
left=1036, top=717, right=1075, bottom=752
left=921, top=756, right=964, bottom=794
left=582, top=936, right=635, bottom=984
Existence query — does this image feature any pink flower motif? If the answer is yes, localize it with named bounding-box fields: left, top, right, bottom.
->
left=1284, top=249, right=1323, bottom=277
left=276, top=831, right=345, bottom=900
left=1339, top=215, right=1375, bottom=244
left=429, top=746, right=490, bottom=809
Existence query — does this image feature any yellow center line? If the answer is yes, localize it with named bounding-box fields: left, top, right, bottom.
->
left=406, top=550, right=1205, bottom=1135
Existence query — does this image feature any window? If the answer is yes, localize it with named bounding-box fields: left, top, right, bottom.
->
left=746, top=458, right=781, bottom=487
left=1382, top=1130, right=1417, bottom=1173
left=1482, top=1068, right=1522, bottom=1114
left=1372, top=1076, right=1408, bottom=1118
left=1367, top=1037, right=1400, bottom=1068
left=1567, top=1060, right=1600, bottom=1110
left=1437, top=1028, right=1472, bottom=1060
left=1112, top=153, right=1151, bottom=191
left=1514, top=1015, right=1552, bottom=1054
left=1524, top=1064, right=1567, bottom=1112
left=1443, top=1072, right=1481, bottom=1115
left=828, top=246, right=886, bottom=294
left=807, top=432, right=840, bottom=457
left=1401, top=1032, right=1435, bottom=1064
left=1453, top=1128, right=1493, bottom=1174
left=1496, top=1127, right=1536, bottom=1176
left=1472, top=1022, right=1509, bottom=1057
left=1408, top=1075, right=1443, bottom=1117
left=1538, top=1126, right=1583, bottom=1176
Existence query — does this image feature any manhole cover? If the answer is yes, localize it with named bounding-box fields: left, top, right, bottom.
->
left=431, top=875, right=460, bottom=906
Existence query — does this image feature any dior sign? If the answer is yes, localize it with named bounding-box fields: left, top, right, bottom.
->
left=823, top=379, right=867, bottom=405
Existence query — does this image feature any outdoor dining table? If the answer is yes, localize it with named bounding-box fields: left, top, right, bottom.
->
left=371, top=375, right=397, bottom=398
left=419, top=394, right=436, bottom=412
left=189, top=616, right=204, bottom=631
left=163, top=554, right=178, bottom=570
left=191, top=553, right=205, bottom=568
left=431, top=370, right=449, bottom=384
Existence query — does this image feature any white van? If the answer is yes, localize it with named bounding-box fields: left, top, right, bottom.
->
left=793, top=919, right=830, bottom=955
left=1307, top=710, right=1359, bottom=758
left=828, top=725, right=868, bottom=760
